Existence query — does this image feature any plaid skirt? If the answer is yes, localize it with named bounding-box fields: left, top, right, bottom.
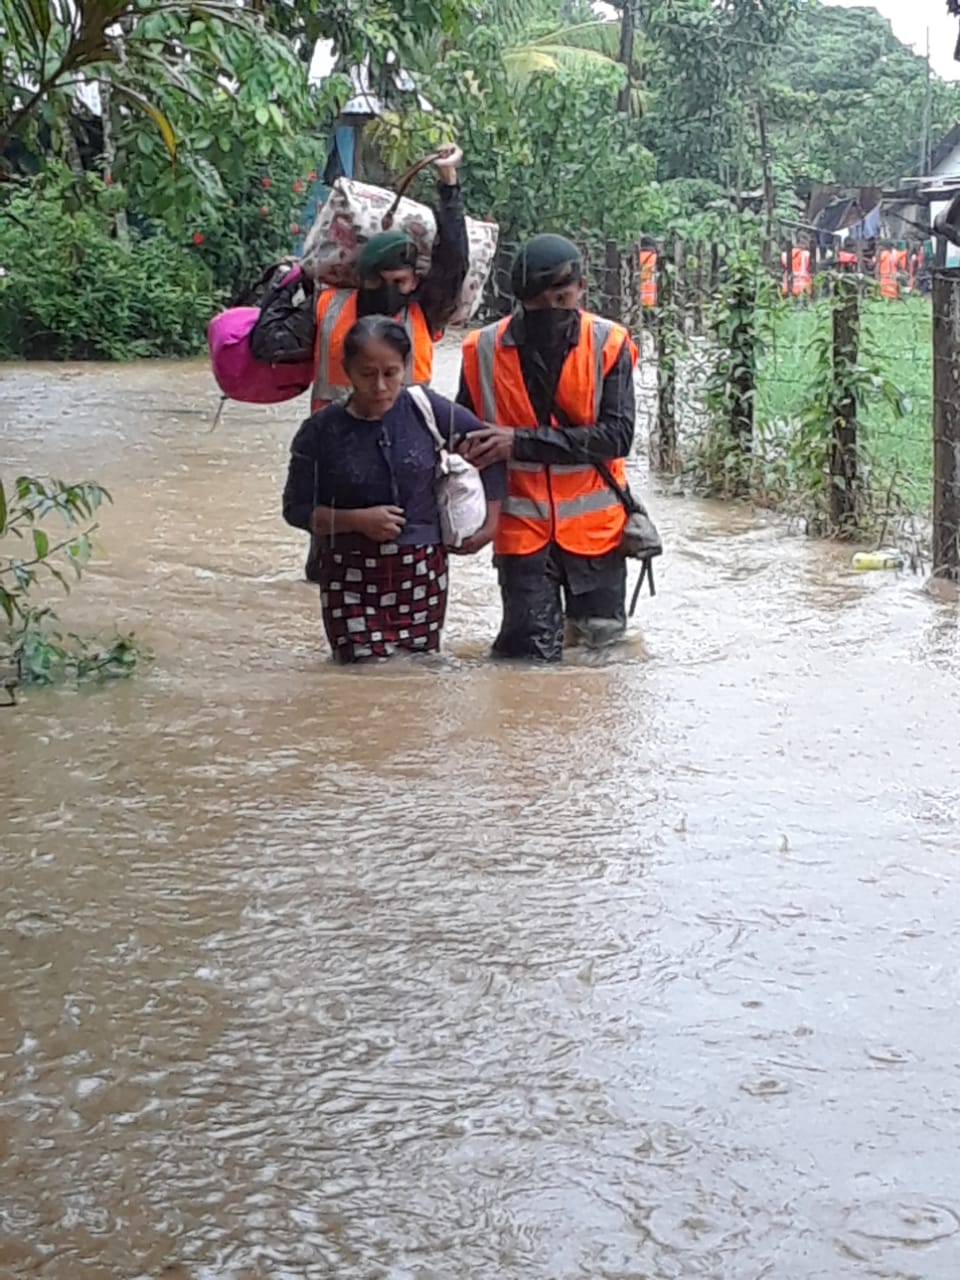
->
left=317, top=542, right=449, bottom=663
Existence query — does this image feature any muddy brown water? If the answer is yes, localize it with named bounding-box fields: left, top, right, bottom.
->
left=3, top=344, right=960, bottom=1280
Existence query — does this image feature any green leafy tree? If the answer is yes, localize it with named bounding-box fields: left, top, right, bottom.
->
left=639, top=0, right=800, bottom=185
left=0, top=1, right=308, bottom=161
left=401, top=29, right=659, bottom=247
left=765, top=3, right=960, bottom=187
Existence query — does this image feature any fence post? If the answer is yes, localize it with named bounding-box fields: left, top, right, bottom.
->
left=626, top=241, right=641, bottom=328
left=829, top=274, right=860, bottom=534
left=674, top=237, right=686, bottom=333
left=728, top=265, right=757, bottom=492
left=655, top=243, right=677, bottom=472
left=692, top=241, right=704, bottom=335
left=603, top=239, right=622, bottom=322
left=932, top=268, right=960, bottom=580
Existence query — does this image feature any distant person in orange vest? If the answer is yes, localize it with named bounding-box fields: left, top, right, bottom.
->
left=254, top=146, right=468, bottom=581
left=781, top=242, right=812, bottom=297
left=877, top=242, right=900, bottom=299
left=639, top=235, right=657, bottom=309
left=456, top=235, right=639, bottom=662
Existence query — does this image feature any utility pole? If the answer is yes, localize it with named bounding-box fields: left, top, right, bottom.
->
left=756, top=98, right=776, bottom=268
left=921, top=27, right=932, bottom=176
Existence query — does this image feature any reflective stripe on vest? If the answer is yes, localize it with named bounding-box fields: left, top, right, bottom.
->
left=314, top=290, right=353, bottom=404
left=501, top=493, right=551, bottom=521
left=311, top=290, right=435, bottom=411
left=463, top=312, right=637, bottom=557
left=502, top=484, right=622, bottom=523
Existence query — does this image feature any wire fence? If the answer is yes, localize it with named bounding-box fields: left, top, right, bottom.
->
left=478, top=238, right=958, bottom=579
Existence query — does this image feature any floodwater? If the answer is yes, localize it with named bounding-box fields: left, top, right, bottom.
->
left=3, top=342, right=960, bottom=1280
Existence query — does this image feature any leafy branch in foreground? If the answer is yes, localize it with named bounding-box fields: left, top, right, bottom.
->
left=0, top=475, right=146, bottom=701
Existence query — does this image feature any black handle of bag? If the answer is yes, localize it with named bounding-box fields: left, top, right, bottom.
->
left=594, top=458, right=646, bottom=515
left=382, top=148, right=459, bottom=229
left=629, top=557, right=654, bottom=616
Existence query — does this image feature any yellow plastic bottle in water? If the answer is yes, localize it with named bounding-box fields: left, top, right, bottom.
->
left=852, top=550, right=903, bottom=572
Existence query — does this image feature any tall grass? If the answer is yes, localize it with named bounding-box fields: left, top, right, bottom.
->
left=757, top=294, right=933, bottom=512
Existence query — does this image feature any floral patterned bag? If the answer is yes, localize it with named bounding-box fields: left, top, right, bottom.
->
left=301, top=175, right=498, bottom=325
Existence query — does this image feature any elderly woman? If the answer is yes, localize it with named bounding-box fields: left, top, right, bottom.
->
left=283, top=316, right=504, bottom=663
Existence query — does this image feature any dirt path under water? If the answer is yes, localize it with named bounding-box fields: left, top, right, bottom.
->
left=2, top=346, right=960, bottom=1279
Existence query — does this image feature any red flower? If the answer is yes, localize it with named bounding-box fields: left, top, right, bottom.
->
left=261, top=177, right=272, bottom=189
left=260, top=206, right=270, bottom=217
left=292, top=180, right=304, bottom=194
left=290, top=223, right=300, bottom=235
left=104, top=174, right=113, bottom=185
left=308, top=170, right=317, bottom=182
left=192, top=231, right=205, bottom=246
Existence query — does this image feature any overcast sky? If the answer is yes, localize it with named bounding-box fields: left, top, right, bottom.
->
left=825, top=0, right=959, bottom=80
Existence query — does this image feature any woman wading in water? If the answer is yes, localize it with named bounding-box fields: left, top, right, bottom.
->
left=283, top=316, right=504, bottom=662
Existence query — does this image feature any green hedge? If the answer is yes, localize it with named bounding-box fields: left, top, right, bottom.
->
left=0, top=201, right=222, bottom=360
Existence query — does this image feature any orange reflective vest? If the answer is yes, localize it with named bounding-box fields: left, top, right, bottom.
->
left=461, top=312, right=638, bottom=559
left=877, top=249, right=899, bottom=300
left=781, top=248, right=811, bottom=296
left=310, top=288, right=435, bottom=411
left=639, top=249, right=657, bottom=307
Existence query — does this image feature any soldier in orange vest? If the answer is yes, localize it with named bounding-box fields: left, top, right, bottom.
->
left=457, top=235, right=639, bottom=661
left=877, top=243, right=900, bottom=299
left=639, top=235, right=657, bottom=308
left=781, top=243, right=812, bottom=297
left=254, top=147, right=468, bottom=579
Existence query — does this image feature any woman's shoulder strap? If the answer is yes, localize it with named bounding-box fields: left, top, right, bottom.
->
left=406, top=385, right=444, bottom=450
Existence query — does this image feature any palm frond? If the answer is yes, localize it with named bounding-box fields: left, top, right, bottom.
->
left=502, top=43, right=620, bottom=76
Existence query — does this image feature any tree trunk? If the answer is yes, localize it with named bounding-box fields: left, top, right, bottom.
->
left=756, top=98, right=776, bottom=269
left=829, top=275, right=860, bottom=535
left=99, top=77, right=130, bottom=245
left=616, top=0, right=636, bottom=116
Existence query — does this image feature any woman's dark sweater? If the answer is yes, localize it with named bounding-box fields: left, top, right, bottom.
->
left=283, top=388, right=505, bottom=549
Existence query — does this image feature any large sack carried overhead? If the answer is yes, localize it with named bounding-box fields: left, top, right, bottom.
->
left=301, top=160, right=499, bottom=326
left=302, top=180, right=436, bottom=286
left=457, top=218, right=500, bottom=326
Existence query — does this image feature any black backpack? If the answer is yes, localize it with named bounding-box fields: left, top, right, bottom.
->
left=245, top=259, right=318, bottom=365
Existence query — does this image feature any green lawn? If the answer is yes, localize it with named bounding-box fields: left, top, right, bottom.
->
left=757, top=294, right=933, bottom=512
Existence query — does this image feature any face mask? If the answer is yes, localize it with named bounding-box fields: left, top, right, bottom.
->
left=523, top=307, right=578, bottom=351
left=359, top=283, right=407, bottom=318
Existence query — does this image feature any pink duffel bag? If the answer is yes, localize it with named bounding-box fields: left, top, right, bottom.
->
left=207, top=306, right=313, bottom=405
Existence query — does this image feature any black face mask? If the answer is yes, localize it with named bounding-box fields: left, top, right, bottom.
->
left=522, top=307, right=578, bottom=352
left=359, top=283, right=407, bottom=318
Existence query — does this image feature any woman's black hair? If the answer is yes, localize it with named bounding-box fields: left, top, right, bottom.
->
left=342, top=315, right=412, bottom=368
